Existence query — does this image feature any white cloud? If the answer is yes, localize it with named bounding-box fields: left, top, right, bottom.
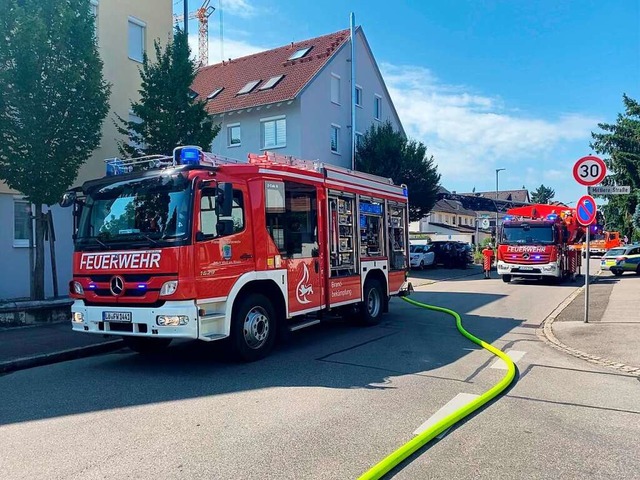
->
left=219, top=0, right=257, bottom=19
left=188, top=34, right=267, bottom=65
left=381, top=63, right=601, bottom=192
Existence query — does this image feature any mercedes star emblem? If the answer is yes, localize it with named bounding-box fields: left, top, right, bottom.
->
left=522, top=253, right=530, bottom=260
left=110, top=275, right=125, bottom=296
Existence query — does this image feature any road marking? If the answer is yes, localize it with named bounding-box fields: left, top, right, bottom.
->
left=490, top=350, right=526, bottom=369
left=414, top=393, right=480, bottom=439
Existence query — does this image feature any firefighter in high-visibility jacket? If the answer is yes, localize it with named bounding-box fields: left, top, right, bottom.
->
left=482, top=245, right=495, bottom=279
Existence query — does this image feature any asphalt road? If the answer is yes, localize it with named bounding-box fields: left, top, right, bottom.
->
left=1, top=261, right=638, bottom=479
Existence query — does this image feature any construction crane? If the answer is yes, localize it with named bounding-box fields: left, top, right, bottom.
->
left=174, top=0, right=215, bottom=66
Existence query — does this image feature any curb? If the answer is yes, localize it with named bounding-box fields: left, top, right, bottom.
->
left=539, top=274, right=640, bottom=377
left=410, top=268, right=483, bottom=288
left=0, top=340, right=124, bottom=374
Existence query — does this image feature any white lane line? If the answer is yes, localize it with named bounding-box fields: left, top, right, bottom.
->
left=414, top=393, right=480, bottom=439
left=490, top=350, right=526, bottom=370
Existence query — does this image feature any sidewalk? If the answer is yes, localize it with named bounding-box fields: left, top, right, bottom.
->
left=1, top=269, right=638, bottom=375
left=545, top=272, right=640, bottom=375
left=0, top=322, right=122, bottom=373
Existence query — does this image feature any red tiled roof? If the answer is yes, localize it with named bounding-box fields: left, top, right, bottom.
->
left=192, top=29, right=351, bottom=115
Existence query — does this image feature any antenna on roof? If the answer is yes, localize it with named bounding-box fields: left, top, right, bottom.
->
left=219, top=0, right=224, bottom=62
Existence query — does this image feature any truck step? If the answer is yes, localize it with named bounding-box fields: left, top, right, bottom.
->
left=288, top=319, right=321, bottom=332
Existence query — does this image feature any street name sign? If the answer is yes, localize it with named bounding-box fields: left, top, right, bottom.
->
left=576, top=194, right=598, bottom=226
left=588, top=185, right=631, bottom=195
left=573, top=155, right=607, bottom=186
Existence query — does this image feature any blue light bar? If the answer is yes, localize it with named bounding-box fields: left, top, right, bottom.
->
left=546, top=214, right=558, bottom=221
left=88, top=283, right=97, bottom=289
left=106, top=159, right=125, bottom=176
left=137, top=284, right=147, bottom=290
left=180, top=147, right=200, bottom=165
left=402, top=187, right=408, bottom=197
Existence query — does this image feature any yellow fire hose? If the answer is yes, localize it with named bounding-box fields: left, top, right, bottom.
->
left=358, top=296, right=517, bottom=480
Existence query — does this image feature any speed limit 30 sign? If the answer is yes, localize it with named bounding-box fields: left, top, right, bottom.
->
left=573, top=155, right=607, bottom=186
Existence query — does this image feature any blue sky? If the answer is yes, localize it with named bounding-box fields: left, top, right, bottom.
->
left=175, top=0, right=639, bottom=204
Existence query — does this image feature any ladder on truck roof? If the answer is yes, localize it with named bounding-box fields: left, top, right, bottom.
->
left=248, top=151, right=404, bottom=191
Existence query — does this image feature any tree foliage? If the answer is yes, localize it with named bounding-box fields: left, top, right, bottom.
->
left=530, top=184, right=555, bottom=204
left=591, top=94, right=640, bottom=239
left=116, top=28, right=219, bottom=157
left=0, top=0, right=110, bottom=299
left=356, top=121, right=440, bottom=221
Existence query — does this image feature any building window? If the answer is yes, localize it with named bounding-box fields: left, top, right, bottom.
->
left=330, top=125, right=340, bottom=153
left=13, top=199, right=31, bottom=248
left=331, top=74, right=340, bottom=104
left=228, top=123, right=241, bottom=147
left=207, top=87, right=223, bottom=100
left=259, top=75, right=284, bottom=90
left=355, top=132, right=363, bottom=151
left=355, top=86, right=362, bottom=107
left=238, top=80, right=260, bottom=95
left=374, top=95, right=382, bottom=120
left=90, top=0, right=98, bottom=38
left=288, top=47, right=312, bottom=61
left=128, top=17, right=146, bottom=62
left=128, top=112, right=145, bottom=152
left=261, top=116, right=286, bottom=149
left=438, top=214, right=443, bottom=223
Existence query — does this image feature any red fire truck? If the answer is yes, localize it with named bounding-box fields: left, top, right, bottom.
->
left=62, top=146, right=410, bottom=361
left=496, top=203, right=584, bottom=283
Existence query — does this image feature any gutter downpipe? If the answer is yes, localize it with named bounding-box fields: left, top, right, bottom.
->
left=350, top=12, right=356, bottom=171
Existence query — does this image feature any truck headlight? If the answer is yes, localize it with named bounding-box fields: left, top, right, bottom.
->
left=73, top=281, right=84, bottom=295
left=72, top=312, right=85, bottom=323
left=159, top=280, right=178, bottom=296
left=156, top=315, right=189, bottom=326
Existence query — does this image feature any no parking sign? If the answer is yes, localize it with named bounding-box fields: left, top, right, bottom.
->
left=575, top=195, right=597, bottom=226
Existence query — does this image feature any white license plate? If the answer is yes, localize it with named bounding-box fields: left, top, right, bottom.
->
left=103, top=311, right=132, bottom=323
left=519, top=266, right=534, bottom=271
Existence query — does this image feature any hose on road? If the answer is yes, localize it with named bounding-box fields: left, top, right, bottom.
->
left=358, top=296, right=517, bottom=480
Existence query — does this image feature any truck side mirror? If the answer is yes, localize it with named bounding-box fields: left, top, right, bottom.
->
left=216, top=219, right=234, bottom=236
left=59, top=191, right=76, bottom=208
left=216, top=182, right=233, bottom=217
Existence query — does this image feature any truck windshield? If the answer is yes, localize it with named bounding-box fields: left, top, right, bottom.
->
left=76, top=174, right=192, bottom=250
left=501, top=224, right=554, bottom=245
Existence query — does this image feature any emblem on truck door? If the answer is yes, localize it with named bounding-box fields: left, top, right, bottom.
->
left=296, top=264, right=314, bottom=304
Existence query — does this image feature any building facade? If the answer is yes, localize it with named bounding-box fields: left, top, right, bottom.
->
left=0, top=0, right=172, bottom=300
left=191, top=27, right=404, bottom=168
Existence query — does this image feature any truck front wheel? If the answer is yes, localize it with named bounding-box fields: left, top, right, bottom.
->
left=123, top=337, right=172, bottom=354
left=231, top=293, right=277, bottom=362
left=502, top=275, right=512, bottom=283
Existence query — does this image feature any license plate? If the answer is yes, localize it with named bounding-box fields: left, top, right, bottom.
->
left=103, top=311, right=132, bottom=323
left=519, top=266, right=534, bottom=271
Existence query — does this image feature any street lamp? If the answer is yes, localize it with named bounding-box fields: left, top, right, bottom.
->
left=495, top=168, right=505, bottom=239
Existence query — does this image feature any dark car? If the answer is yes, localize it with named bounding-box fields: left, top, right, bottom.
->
left=428, top=241, right=473, bottom=268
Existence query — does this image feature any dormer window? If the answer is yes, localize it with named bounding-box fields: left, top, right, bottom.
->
left=207, top=87, right=223, bottom=100
left=237, top=80, right=260, bottom=95
left=259, top=75, right=284, bottom=90
left=288, top=47, right=312, bottom=60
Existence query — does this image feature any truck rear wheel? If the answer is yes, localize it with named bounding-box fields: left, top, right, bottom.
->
left=356, top=279, right=384, bottom=326
left=123, top=337, right=172, bottom=354
left=231, top=293, right=277, bottom=362
left=502, top=275, right=512, bottom=283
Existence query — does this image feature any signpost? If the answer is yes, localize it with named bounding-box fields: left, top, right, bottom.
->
left=573, top=156, right=607, bottom=324
left=588, top=185, right=631, bottom=195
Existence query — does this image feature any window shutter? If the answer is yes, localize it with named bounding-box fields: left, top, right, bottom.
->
left=276, top=118, right=286, bottom=145
left=264, top=121, right=276, bottom=148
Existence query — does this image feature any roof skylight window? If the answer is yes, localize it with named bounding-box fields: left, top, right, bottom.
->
left=288, top=47, right=312, bottom=60
left=237, top=80, right=260, bottom=95
left=259, top=75, right=284, bottom=90
left=207, top=87, right=224, bottom=99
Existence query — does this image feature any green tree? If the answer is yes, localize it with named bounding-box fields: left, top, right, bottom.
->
left=591, top=94, right=640, bottom=239
left=116, top=27, right=219, bottom=157
left=356, top=121, right=440, bottom=221
left=0, top=0, right=110, bottom=300
left=530, top=184, right=555, bottom=204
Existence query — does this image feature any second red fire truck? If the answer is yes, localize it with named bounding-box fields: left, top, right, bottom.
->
left=496, top=203, right=585, bottom=283
left=62, top=146, right=410, bottom=361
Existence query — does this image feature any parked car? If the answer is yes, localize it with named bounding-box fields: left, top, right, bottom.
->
left=409, top=243, right=435, bottom=269
left=601, top=243, right=640, bottom=276
left=427, top=241, right=473, bottom=269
